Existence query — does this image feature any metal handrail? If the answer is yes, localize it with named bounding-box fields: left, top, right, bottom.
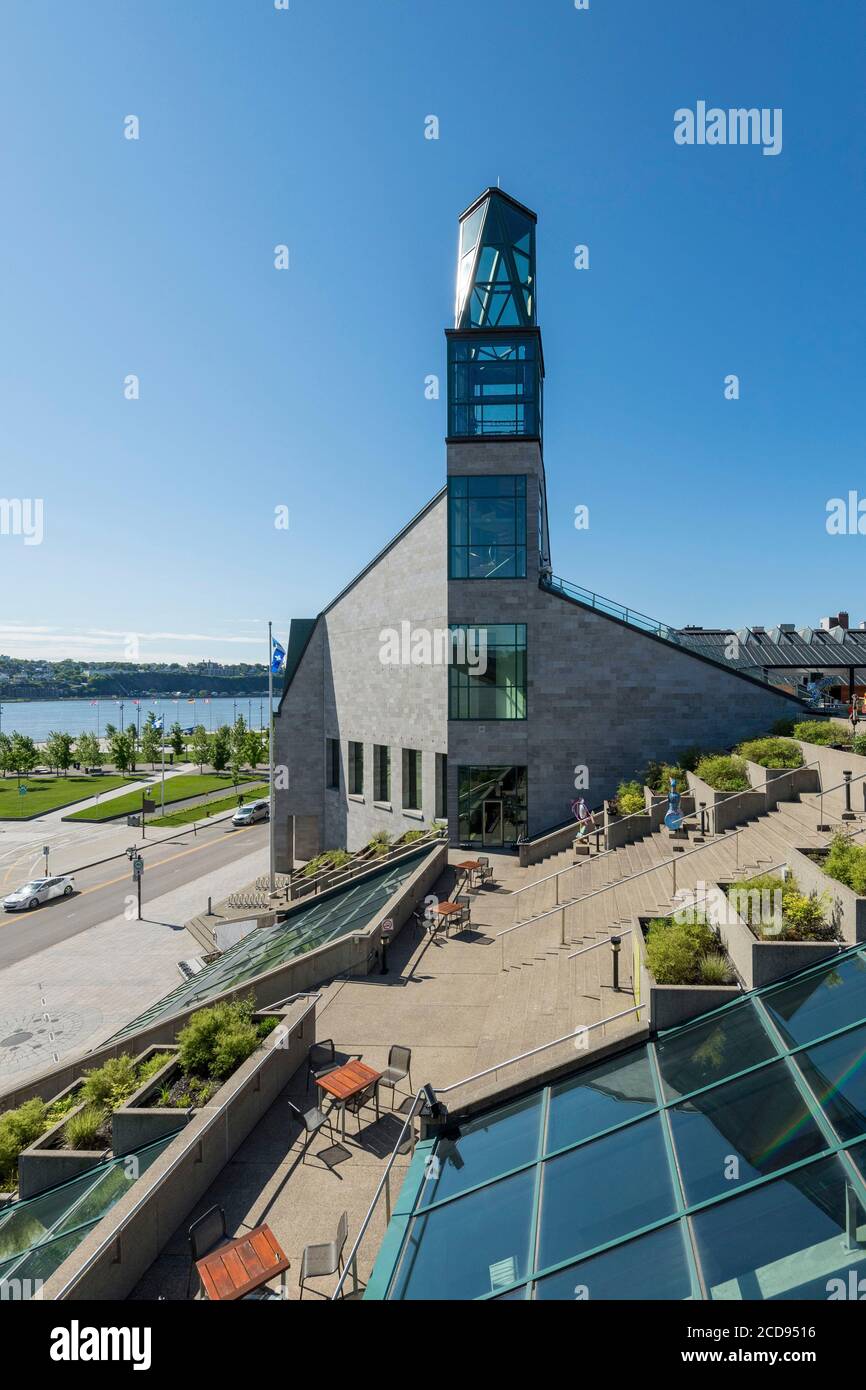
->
left=331, top=1087, right=426, bottom=1301
left=48, top=994, right=320, bottom=1300
left=291, top=828, right=446, bottom=900
left=567, top=928, right=633, bottom=961
left=509, top=759, right=823, bottom=911
left=438, top=1004, right=644, bottom=1095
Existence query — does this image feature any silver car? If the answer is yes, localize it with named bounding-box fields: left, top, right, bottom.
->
left=232, top=800, right=269, bottom=827
left=3, top=875, right=75, bottom=912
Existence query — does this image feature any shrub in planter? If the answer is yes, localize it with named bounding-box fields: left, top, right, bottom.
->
left=853, top=734, right=866, bottom=758
left=823, top=834, right=866, bottom=896
left=693, top=754, right=750, bottom=792
left=177, top=997, right=261, bottom=1081
left=615, top=780, right=645, bottom=816
left=398, top=830, right=426, bottom=844
left=63, top=1104, right=106, bottom=1151
left=367, top=832, right=392, bottom=855
left=727, top=872, right=837, bottom=942
left=0, top=1099, right=48, bottom=1191
left=792, top=720, right=850, bottom=748
left=736, top=737, right=804, bottom=770
left=645, top=915, right=725, bottom=985
left=770, top=718, right=796, bottom=737
left=301, top=849, right=353, bottom=878
left=645, top=763, right=691, bottom=796
left=697, top=952, right=736, bottom=985
left=80, top=1056, right=139, bottom=1110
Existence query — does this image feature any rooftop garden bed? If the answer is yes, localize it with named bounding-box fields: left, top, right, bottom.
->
left=613, top=780, right=645, bottom=816
left=792, top=719, right=852, bottom=750
left=725, top=872, right=837, bottom=943
left=644, top=761, right=693, bottom=796
left=735, top=737, right=804, bottom=770
left=814, top=835, right=866, bottom=896
left=644, top=913, right=736, bottom=986
left=300, top=848, right=353, bottom=878
left=692, top=754, right=750, bottom=793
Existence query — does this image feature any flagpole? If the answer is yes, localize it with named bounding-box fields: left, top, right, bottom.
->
left=268, top=620, right=275, bottom=893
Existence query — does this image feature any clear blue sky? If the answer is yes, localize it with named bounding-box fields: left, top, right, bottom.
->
left=1, top=0, right=863, bottom=663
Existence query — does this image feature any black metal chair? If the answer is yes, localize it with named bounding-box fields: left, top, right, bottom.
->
left=186, top=1204, right=228, bottom=1299
left=344, top=1081, right=378, bottom=1131
left=379, top=1045, right=412, bottom=1105
left=306, top=1038, right=338, bottom=1091
left=288, top=1099, right=337, bottom=1162
left=299, top=1211, right=349, bottom=1299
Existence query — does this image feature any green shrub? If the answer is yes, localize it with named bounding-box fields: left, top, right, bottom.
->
left=400, top=830, right=426, bottom=844
left=645, top=762, right=691, bottom=795
left=137, top=1052, right=173, bottom=1085
left=697, top=953, right=735, bottom=985
left=301, top=849, right=353, bottom=879
left=615, top=780, right=645, bottom=815
left=736, top=737, right=804, bottom=770
left=727, top=872, right=836, bottom=941
left=852, top=733, right=866, bottom=757
left=0, top=1099, right=48, bottom=1190
left=256, top=1016, right=280, bottom=1039
left=781, top=887, right=836, bottom=941
left=823, top=834, right=866, bottom=896
left=693, top=754, right=750, bottom=792
left=645, top=915, right=719, bottom=985
left=367, top=832, right=392, bottom=854
left=63, top=1104, right=106, bottom=1151
left=769, top=718, right=796, bottom=737
left=177, top=997, right=261, bottom=1081
left=793, top=720, right=850, bottom=748
left=80, top=1055, right=138, bottom=1109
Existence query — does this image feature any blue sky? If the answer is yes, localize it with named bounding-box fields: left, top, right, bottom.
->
left=0, top=0, right=863, bottom=663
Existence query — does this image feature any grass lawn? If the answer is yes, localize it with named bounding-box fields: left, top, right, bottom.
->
left=65, top=773, right=260, bottom=823
left=148, top=783, right=269, bottom=828
left=0, top=775, right=136, bottom=819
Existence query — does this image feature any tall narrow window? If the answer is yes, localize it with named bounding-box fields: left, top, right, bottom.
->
left=449, top=624, right=527, bottom=720
left=374, top=745, right=391, bottom=803
left=326, top=738, right=340, bottom=789
left=435, top=753, right=448, bottom=820
left=402, top=748, right=422, bottom=812
left=348, top=741, right=364, bottom=797
left=448, top=475, right=527, bottom=579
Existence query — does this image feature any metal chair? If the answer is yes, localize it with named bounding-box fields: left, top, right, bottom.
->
left=299, top=1211, right=349, bottom=1299
left=344, top=1081, right=378, bottom=1131
left=288, top=1099, right=336, bottom=1162
left=379, top=1045, right=412, bottom=1105
left=456, top=894, right=472, bottom=926
left=186, top=1204, right=228, bottom=1299
left=306, top=1038, right=338, bottom=1091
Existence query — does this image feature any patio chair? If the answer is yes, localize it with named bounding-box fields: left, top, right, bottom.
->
left=306, top=1038, right=338, bottom=1091
left=379, top=1045, right=412, bottom=1105
left=299, top=1210, right=349, bottom=1299
left=288, top=1099, right=336, bottom=1162
left=186, top=1204, right=228, bottom=1299
left=344, top=1081, right=378, bottom=1131
left=456, top=894, right=472, bottom=927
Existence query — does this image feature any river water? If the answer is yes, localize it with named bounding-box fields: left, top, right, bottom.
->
left=0, top=696, right=273, bottom=742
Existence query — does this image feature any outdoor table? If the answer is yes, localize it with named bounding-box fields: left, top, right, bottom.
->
left=432, top=901, right=464, bottom=933
left=196, top=1222, right=290, bottom=1302
left=456, top=859, right=482, bottom=887
left=316, top=1059, right=382, bottom=1139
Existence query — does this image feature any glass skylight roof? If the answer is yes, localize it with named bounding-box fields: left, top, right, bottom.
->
left=109, top=847, right=430, bottom=1042
left=372, top=948, right=866, bottom=1301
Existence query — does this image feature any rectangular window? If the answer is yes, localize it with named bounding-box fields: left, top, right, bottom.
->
left=326, top=738, right=340, bottom=790
left=435, top=753, right=447, bottom=820
left=449, top=624, right=527, bottom=720
left=447, top=334, right=541, bottom=439
left=457, top=766, right=528, bottom=846
left=402, top=748, right=422, bottom=812
left=374, top=744, right=391, bottom=803
left=348, top=741, right=364, bottom=797
left=448, top=474, right=527, bottom=579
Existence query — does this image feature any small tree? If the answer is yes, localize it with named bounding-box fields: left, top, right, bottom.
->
left=0, top=732, right=13, bottom=779
left=211, top=726, right=231, bottom=774
left=45, top=731, right=75, bottom=775
left=76, top=732, right=102, bottom=769
left=109, top=728, right=136, bottom=776
left=8, top=733, right=39, bottom=785
left=190, top=725, right=210, bottom=773
left=169, top=722, right=184, bottom=757
left=140, top=721, right=161, bottom=769
left=244, top=730, right=265, bottom=769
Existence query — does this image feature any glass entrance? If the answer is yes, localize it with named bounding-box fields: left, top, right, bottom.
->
left=482, top=799, right=504, bottom=846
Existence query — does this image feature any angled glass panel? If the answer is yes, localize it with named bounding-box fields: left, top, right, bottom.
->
left=391, top=1168, right=535, bottom=1300
left=417, top=1091, right=542, bottom=1209
left=762, top=953, right=866, bottom=1049
left=546, top=1046, right=656, bottom=1153
left=535, top=1221, right=696, bottom=1301
left=654, top=1000, right=778, bottom=1102
left=692, top=1152, right=866, bottom=1300
left=668, top=1060, right=828, bottom=1207
left=455, top=194, right=536, bottom=331
left=537, top=1115, right=676, bottom=1272
left=795, top=1020, right=866, bottom=1142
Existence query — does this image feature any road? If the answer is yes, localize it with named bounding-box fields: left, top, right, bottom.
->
left=0, top=818, right=268, bottom=971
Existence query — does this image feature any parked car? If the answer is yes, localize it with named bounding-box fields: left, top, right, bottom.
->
left=232, top=800, right=269, bottom=827
left=4, top=876, right=75, bottom=911
left=85, top=766, right=104, bottom=776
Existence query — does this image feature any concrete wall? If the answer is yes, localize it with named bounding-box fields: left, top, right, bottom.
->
left=275, top=494, right=448, bottom=867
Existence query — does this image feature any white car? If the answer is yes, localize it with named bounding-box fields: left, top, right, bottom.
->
left=232, top=800, right=270, bottom=827
left=3, top=876, right=75, bottom=912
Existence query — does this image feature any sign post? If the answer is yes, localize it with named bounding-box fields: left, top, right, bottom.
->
left=132, top=855, right=144, bottom=921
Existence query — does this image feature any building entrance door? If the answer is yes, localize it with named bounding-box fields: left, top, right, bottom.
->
left=482, top=799, right=504, bottom=847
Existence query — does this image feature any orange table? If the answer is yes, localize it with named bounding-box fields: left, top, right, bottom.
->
left=431, top=901, right=464, bottom=934
left=316, top=1059, right=382, bottom=1139
left=457, top=859, right=482, bottom=887
left=196, top=1222, right=290, bottom=1301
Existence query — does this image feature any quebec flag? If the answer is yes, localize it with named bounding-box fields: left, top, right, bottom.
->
left=154, top=715, right=164, bottom=732
left=271, top=637, right=287, bottom=675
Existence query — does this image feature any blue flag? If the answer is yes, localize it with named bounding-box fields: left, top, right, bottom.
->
left=271, top=637, right=286, bottom=675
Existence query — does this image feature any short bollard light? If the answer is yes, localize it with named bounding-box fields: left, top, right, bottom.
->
left=843, top=771, right=855, bottom=820
left=610, top=934, right=622, bottom=991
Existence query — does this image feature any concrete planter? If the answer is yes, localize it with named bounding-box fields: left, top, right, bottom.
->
left=633, top=910, right=741, bottom=1031
left=712, top=879, right=842, bottom=989
left=786, top=845, right=866, bottom=944
left=604, top=802, right=651, bottom=850
left=16, top=1085, right=105, bottom=1201
left=686, top=771, right=765, bottom=833
left=742, top=760, right=820, bottom=809
left=645, top=788, right=695, bottom=832
left=111, top=1047, right=187, bottom=1159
